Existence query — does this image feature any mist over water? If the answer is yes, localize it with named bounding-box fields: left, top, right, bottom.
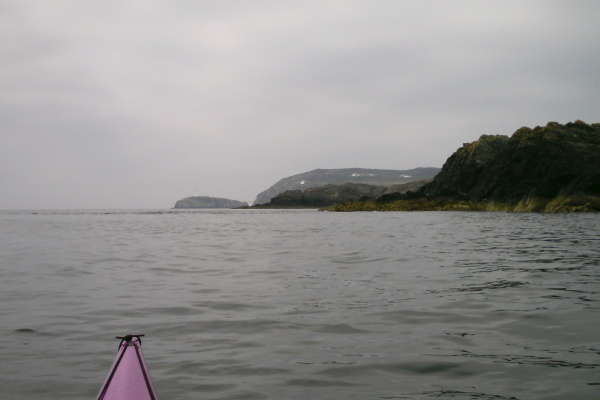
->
left=1, top=209, right=598, bottom=400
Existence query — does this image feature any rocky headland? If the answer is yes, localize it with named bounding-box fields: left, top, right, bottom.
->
left=248, top=179, right=433, bottom=208
left=326, top=121, right=600, bottom=212
left=174, top=196, right=248, bottom=209
left=253, top=167, right=440, bottom=205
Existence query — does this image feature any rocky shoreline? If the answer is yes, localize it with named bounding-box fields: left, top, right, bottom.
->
left=323, top=121, right=600, bottom=212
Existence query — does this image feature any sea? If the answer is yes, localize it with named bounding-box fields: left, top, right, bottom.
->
left=0, top=209, right=598, bottom=400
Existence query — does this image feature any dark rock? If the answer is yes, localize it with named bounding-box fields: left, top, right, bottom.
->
left=419, top=135, right=510, bottom=199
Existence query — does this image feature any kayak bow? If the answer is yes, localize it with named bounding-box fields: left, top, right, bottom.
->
left=97, top=334, right=159, bottom=400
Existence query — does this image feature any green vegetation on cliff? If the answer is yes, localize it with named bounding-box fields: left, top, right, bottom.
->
left=323, top=121, right=600, bottom=212
left=247, top=179, right=433, bottom=208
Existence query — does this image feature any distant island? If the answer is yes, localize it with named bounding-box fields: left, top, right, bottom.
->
left=253, top=167, right=440, bottom=205
left=324, top=120, right=600, bottom=212
left=173, top=196, right=248, bottom=209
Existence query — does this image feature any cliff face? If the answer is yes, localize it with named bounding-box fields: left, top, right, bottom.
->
left=328, top=121, right=600, bottom=212
left=419, top=135, right=510, bottom=199
left=480, top=121, right=600, bottom=209
left=253, top=167, right=440, bottom=205
left=418, top=120, right=600, bottom=211
left=174, top=196, right=248, bottom=209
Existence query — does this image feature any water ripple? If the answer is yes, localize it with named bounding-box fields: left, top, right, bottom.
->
left=0, top=210, right=598, bottom=400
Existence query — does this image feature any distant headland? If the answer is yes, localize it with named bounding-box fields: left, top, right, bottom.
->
left=173, top=196, right=248, bottom=209
left=245, top=179, right=434, bottom=209
left=252, top=167, right=440, bottom=205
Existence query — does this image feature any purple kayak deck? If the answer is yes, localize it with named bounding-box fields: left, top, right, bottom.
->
left=97, top=336, right=158, bottom=400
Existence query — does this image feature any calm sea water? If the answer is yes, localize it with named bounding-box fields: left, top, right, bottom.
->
left=0, top=209, right=598, bottom=400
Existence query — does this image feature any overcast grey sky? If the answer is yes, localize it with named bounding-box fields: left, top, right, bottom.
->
left=1, top=1, right=599, bottom=209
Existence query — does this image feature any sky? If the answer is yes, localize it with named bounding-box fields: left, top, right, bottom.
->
left=1, top=1, right=599, bottom=209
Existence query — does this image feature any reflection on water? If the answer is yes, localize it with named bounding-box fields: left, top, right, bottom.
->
left=0, top=210, right=598, bottom=399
